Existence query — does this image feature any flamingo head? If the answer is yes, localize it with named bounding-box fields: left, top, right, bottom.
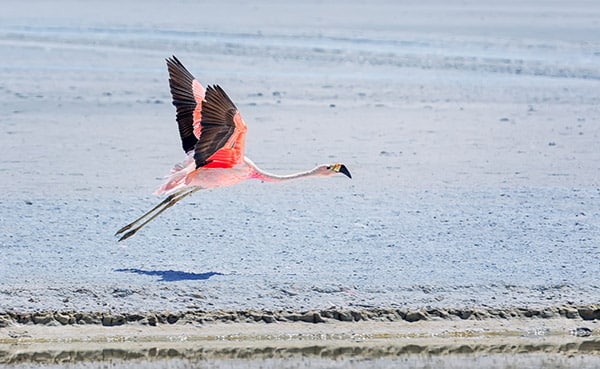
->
left=324, top=163, right=352, bottom=178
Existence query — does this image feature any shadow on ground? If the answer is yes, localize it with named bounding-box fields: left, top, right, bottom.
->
left=115, top=268, right=223, bottom=282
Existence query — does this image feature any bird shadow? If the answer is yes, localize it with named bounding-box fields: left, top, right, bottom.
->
left=115, top=268, right=223, bottom=282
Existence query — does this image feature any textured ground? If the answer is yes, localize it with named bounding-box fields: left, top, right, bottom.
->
left=2, top=315, right=600, bottom=368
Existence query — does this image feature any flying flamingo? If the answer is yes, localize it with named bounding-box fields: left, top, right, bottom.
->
left=115, top=56, right=351, bottom=241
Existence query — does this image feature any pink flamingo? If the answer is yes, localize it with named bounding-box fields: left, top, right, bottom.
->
left=116, top=56, right=351, bottom=241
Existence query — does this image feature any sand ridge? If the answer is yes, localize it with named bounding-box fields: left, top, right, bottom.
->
left=2, top=305, right=600, bottom=328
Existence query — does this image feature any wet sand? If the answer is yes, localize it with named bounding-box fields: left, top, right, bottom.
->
left=3, top=307, right=600, bottom=367
left=3, top=313, right=600, bottom=368
left=1, top=0, right=600, bottom=367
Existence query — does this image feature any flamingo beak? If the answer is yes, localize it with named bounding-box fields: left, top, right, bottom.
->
left=339, top=164, right=352, bottom=178
left=332, top=163, right=352, bottom=178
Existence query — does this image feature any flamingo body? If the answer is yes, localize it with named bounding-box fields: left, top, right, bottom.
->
left=115, top=56, right=351, bottom=241
left=157, top=154, right=253, bottom=194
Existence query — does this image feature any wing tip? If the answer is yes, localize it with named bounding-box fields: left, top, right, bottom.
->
left=166, top=55, right=193, bottom=80
left=166, top=55, right=181, bottom=66
left=166, top=55, right=199, bottom=154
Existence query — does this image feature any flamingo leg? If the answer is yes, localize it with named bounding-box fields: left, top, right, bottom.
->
left=115, top=188, right=188, bottom=236
left=115, top=187, right=199, bottom=241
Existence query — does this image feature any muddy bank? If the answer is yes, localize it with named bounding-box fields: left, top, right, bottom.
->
left=2, top=305, right=600, bottom=327
left=2, top=316, right=600, bottom=367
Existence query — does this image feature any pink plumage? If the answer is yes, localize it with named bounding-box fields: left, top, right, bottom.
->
left=115, top=56, right=351, bottom=241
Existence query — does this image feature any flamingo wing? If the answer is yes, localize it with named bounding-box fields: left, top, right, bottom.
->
left=195, top=85, right=247, bottom=169
left=166, top=56, right=205, bottom=153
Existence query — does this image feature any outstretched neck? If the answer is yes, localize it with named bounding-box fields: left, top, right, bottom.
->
left=244, top=157, right=321, bottom=182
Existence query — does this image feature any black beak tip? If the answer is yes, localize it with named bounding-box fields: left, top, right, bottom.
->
left=339, top=164, right=352, bottom=179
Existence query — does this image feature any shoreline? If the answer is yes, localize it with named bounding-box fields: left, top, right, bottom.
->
left=2, top=305, right=599, bottom=345
left=2, top=305, right=600, bottom=328
left=2, top=311, right=600, bottom=364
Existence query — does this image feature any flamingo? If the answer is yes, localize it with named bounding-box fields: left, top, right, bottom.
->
left=116, top=56, right=351, bottom=241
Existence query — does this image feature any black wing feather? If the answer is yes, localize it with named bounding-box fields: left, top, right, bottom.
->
left=166, top=56, right=198, bottom=153
left=194, top=85, right=238, bottom=168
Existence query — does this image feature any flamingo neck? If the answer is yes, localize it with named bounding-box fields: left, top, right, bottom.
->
left=244, top=157, right=321, bottom=182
